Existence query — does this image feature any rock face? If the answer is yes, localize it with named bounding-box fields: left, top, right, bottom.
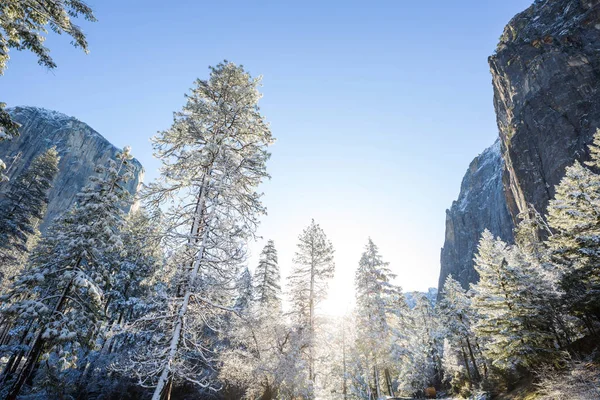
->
left=439, top=0, right=600, bottom=293
left=438, top=141, right=515, bottom=290
left=0, top=106, right=144, bottom=231
left=490, top=0, right=600, bottom=225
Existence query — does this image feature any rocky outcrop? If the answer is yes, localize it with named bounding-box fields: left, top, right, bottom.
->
left=438, top=141, right=514, bottom=290
left=439, top=0, right=600, bottom=293
left=0, top=106, right=144, bottom=231
left=490, top=0, right=600, bottom=225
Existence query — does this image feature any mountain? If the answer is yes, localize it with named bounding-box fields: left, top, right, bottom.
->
left=405, top=288, right=438, bottom=309
left=491, top=0, right=600, bottom=225
left=439, top=141, right=514, bottom=290
left=0, top=106, right=144, bottom=231
left=439, top=0, right=600, bottom=292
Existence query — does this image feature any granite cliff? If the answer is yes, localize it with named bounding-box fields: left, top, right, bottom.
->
left=0, top=106, right=144, bottom=231
left=439, top=0, right=600, bottom=292
left=438, top=141, right=514, bottom=290
left=491, top=0, right=600, bottom=225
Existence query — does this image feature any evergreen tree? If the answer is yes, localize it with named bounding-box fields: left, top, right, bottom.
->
left=235, top=266, right=254, bottom=313
left=398, top=293, right=442, bottom=396
left=471, top=230, right=557, bottom=372
left=546, top=135, right=600, bottom=325
left=0, top=147, right=59, bottom=289
left=0, top=147, right=134, bottom=399
left=254, top=240, right=281, bottom=310
left=438, top=275, right=484, bottom=391
left=287, top=219, right=335, bottom=385
left=79, top=208, right=165, bottom=397
left=219, top=300, right=309, bottom=400
left=130, top=61, right=273, bottom=399
left=0, top=104, right=19, bottom=182
left=0, top=0, right=97, bottom=146
left=514, top=208, right=575, bottom=347
left=354, top=238, right=403, bottom=398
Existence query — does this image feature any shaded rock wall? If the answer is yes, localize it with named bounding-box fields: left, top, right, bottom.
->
left=490, top=0, right=600, bottom=225
left=438, top=141, right=514, bottom=290
left=439, top=0, right=600, bottom=293
left=0, top=106, right=144, bottom=231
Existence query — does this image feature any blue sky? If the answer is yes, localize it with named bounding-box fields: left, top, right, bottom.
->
left=1, top=0, right=532, bottom=313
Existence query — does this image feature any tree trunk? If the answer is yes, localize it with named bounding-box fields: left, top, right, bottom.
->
left=384, top=368, right=394, bottom=396
left=460, top=344, right=473, bottom=385
left=373, top=364, right=381, bottom=399
left=465, top=336, right=481, bottom=381
left=342, top=323, right=347, bottom=400
left=309, top=249, right=315, bottom=383
left=151, top=186, right=213, bottom=400
left=6, top=280, right=73, bottom=400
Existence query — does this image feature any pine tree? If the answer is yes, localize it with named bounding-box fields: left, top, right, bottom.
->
left=235, top=266, right=254, bottom=313
left=438, top=275, right=484, bottom=390
left=0, top=147, right=134, bottom=399
left=76, top=208, right=166, bottom=397
left=254, top=240, right=281, bottom=311
left=471, top=230, right=557, bottom=372
left=219, top=297, right=309, bottom=400
left=287, top=219, right=335, bottom=385
left=0, top=1, right=97, bottom=144
left=0, top=147, right=59, bottom=290
left=398, top=294, right=442, bottom=396
left=546, top=133, right=600, bottom=325
left=354, top=238, right=403, bottom=398
left=130, top=61, right=273, bottom=399
left=0, top=103, right=19, bottom=182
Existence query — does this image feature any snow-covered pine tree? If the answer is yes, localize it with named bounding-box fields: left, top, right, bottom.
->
left=514, top=208, right=575, bottom=347
left=219, top=298, right=309, bottom=400
left=0, top=147, right=59, bottom=290
left=313, top=314, right=352, bottom=400
left=0, top=1, right=97, bottom=141
left=546, top=131, right=600, bottom=326
left=130, top=61, right=273, bottom=399
left=235, top=266, right=254, bottom=313
left=0, top=0, right=95, bottom=75
left=219, top=242, right=305, bottom=400
left=254, top=240, right=281, bottom=311
left=354, top=238, right=403, bottom=398
left=74, top=208, right=166, bottom=397
left=287, top=219, right=335, bottom=385
left=398, top=293, right=443, bottom=396
left=0, top=104, right=19, bottom=183
left=0, top=147, right=134, bottom=399
left=471, top=230, right=558, bottom=373
left=438, top=275, right=484, bottom=391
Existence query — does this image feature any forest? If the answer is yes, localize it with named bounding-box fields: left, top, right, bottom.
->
left=1, top=0, right=600, bottom=399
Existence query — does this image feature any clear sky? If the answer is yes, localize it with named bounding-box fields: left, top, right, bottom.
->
left=1, top=0, right=532, bottom=314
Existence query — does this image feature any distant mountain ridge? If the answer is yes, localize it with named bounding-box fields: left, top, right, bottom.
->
left=0, top=106, right=144, bottom=231
left=405, top=288, right=437, bottom=309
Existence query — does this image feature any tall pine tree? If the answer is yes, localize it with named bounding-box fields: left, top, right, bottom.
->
left=254, top=240, right=281, bottom=311
left=287, top=219, right=335, bottom=386
left=130, top=61, right=273, bottom=399
left=354, top=238, right=403, bottom=398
